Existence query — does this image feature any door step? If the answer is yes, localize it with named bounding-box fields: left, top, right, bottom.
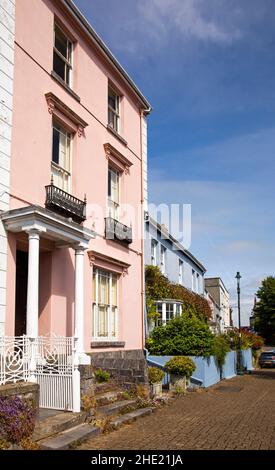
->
left=111, top=407, right=155, bottom=430
left=93, top=382, right=118, bottom=394
left=95, top=390, right=126, bottom=406
left=97, top=399, right=136, bottom=416
left=33, top=410, right=86, bottom=441
left=40, top=424, right=100, bottom=450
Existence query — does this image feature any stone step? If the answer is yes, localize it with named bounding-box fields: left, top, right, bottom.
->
left=111, top=407, right=155, bottom=430
left=33, top=410, right=86, bottom=442
left=97, top=399, right=137, bottom=416
left=40, top=424, right=100, bottom=450
left=93, top=382, right=118, bottom=394
left=95, top=390, right=126, bottom=406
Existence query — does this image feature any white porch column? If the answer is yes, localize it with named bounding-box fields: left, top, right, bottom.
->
left=74, top=245, right=90, bottom=365
left=26, top=230, right=40, bottom=339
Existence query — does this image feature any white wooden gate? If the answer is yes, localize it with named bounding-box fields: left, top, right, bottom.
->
left=0, top=335, right=80, bottom=412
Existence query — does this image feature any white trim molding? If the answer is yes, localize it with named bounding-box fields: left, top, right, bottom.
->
left=0, top=0, right=16, bottom=335
left=1, top=205, right=94, bottom=247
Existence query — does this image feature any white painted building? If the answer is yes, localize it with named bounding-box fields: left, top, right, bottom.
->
left=205, top=277, right=231, bottom=332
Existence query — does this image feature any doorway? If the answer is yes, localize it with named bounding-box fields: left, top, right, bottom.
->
left=15, top=250, right=28, bottom=336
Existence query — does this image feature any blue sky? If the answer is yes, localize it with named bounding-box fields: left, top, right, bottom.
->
left=75, top=0, right=275, bottom=325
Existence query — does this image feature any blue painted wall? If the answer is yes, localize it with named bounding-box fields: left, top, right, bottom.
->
left=222, top=350, right=237, bottom=379
left=148, top=350, right=253, bottom=387
left=241, top=349, right=253, bottom=371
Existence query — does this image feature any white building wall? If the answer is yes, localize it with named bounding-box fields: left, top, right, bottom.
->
left=0, top=0, right=15, bottom=335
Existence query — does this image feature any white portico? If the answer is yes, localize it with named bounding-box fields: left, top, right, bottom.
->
left=1, top=204, right=94, bottom=365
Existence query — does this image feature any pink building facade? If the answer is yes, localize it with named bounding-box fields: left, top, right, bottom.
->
left=0, top=0, right=151, bottom=406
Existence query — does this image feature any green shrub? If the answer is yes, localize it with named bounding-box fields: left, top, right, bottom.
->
left=212, top=335, right=230, bottom=370
left=94, top=368, right=110, bottom=383
left=148, top=367, right=165, bottom=384
left=146, top=313, right=214, bottom=356
left=165, top=356, right=196, bottom=378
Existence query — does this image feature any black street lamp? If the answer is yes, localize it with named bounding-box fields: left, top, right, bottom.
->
left=235, top=272, right=243, bottom=375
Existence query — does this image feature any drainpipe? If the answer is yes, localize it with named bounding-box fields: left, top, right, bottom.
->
left=139, top=106, right=151, bottom=349
left=140, top=109, right=145, bottom=349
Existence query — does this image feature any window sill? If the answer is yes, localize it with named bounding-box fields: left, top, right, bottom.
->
left=90, top=341, right=125, bottom=348
left=107, top=125, right=127, bottom=146
left=51, top=71, right=81, bottom=103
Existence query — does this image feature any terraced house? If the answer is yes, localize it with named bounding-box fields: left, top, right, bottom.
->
left=0, top=0, right=151, bottom=412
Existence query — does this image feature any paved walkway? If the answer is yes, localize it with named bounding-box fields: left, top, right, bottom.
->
left=80, top=370, right=275, bottom=450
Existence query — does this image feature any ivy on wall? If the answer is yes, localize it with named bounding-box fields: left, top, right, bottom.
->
left=145, top=265, right=212, bottom=321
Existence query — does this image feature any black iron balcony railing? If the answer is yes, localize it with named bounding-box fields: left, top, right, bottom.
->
left=45, top=183, right=86, bottom=223
left=105, top=217, right=132, bottom=245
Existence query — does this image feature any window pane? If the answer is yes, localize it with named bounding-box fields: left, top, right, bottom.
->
left=108, top=90, right=117, bottom=110
left=98, top=272, right=109, bottom=304
left=98, top=306, right=108, bottom=337
left=59, top=131, right=66, bottom=168
left=166, top=304, right=174, bottom=321
left=63, top=173, right=69, bottom=192
left=111, top=307, right=116, bottom=337
left=108, top=168, right=111, bottom=198
left=52, top=127, right=60, bottom=164
left=92, top=272, right=96, bottom=302
left=53, top=51, right=66, bottom=81
left=55, top=26, right=68, bottom=58
left=108, top=109, right=115, bottom=129
left=112, top=276, right=117, bottom=306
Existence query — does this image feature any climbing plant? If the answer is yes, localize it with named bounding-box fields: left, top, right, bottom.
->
left=145, top=265, right=212, bottom=321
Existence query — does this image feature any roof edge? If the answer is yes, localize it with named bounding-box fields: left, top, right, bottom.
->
left=147, top=217, right=207, bottom=273
left=61, top=0, right=152, bottom=113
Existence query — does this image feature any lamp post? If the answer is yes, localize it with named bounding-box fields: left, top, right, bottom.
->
left=235, top=272, right=243, bottom=375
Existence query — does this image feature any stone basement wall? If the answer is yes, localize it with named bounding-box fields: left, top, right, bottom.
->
left=0, top=382, right=39, bottom=412
left=80, top=349, right=149, bottom=394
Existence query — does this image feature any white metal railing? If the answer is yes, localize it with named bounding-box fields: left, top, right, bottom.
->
left=0, top=335, right=80, bottom=412
left=0, top=336, right=31, bottom=385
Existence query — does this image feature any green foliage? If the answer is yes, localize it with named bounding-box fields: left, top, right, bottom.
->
left=146, top=313, right=214, bottom=356
left=94, top=368, right=110, bottom=383
left=253, top=276, right=275, bottom=344
left=165, top=356, right=196, bottom=378
left=145, top=265, right=212, bottom=321
left=212, top=335, right=230, bottom=369
left=225, top=328, right=264, bottom=351
left=148, top=366, right=165, bottom=384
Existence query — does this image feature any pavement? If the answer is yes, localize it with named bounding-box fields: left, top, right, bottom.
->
left=79, top=369, right=275, bottom=450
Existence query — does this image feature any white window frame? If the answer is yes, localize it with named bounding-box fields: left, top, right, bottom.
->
left=160, top=245, right=166, bottom=274
left=179, top=260, right=183, bottom=284
left=108, top=166, right=120, bottom=220
left=92, top=268, right=119, bottom=341
left=155, top=301, right=182, bottom=327
left=196, top=273, right=200, bottom=294
left=53, top=24, right=73, bottom=87
left=151, top=239, right=158, bottom=266
left=192, top=269, right=196, bottom=292
left=51, top=121, right=72, bottom=193
left=108, top=87, right=120, bottom=133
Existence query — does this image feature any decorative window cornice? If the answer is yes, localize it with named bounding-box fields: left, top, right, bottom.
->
left=88, top=250, right=130, bottom=275
left=45, top=92, right=88, bottom=136
left=104, top=143, right=133, bottom=174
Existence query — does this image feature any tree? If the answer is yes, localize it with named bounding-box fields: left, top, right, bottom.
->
left=254, top=276, right=275, bottom=344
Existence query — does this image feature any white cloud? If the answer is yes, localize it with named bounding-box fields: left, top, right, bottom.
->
left=137, top=0, right=242, bottom=44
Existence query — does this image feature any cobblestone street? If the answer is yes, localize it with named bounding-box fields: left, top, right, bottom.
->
left=80, top=370, right=275, bottom=450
